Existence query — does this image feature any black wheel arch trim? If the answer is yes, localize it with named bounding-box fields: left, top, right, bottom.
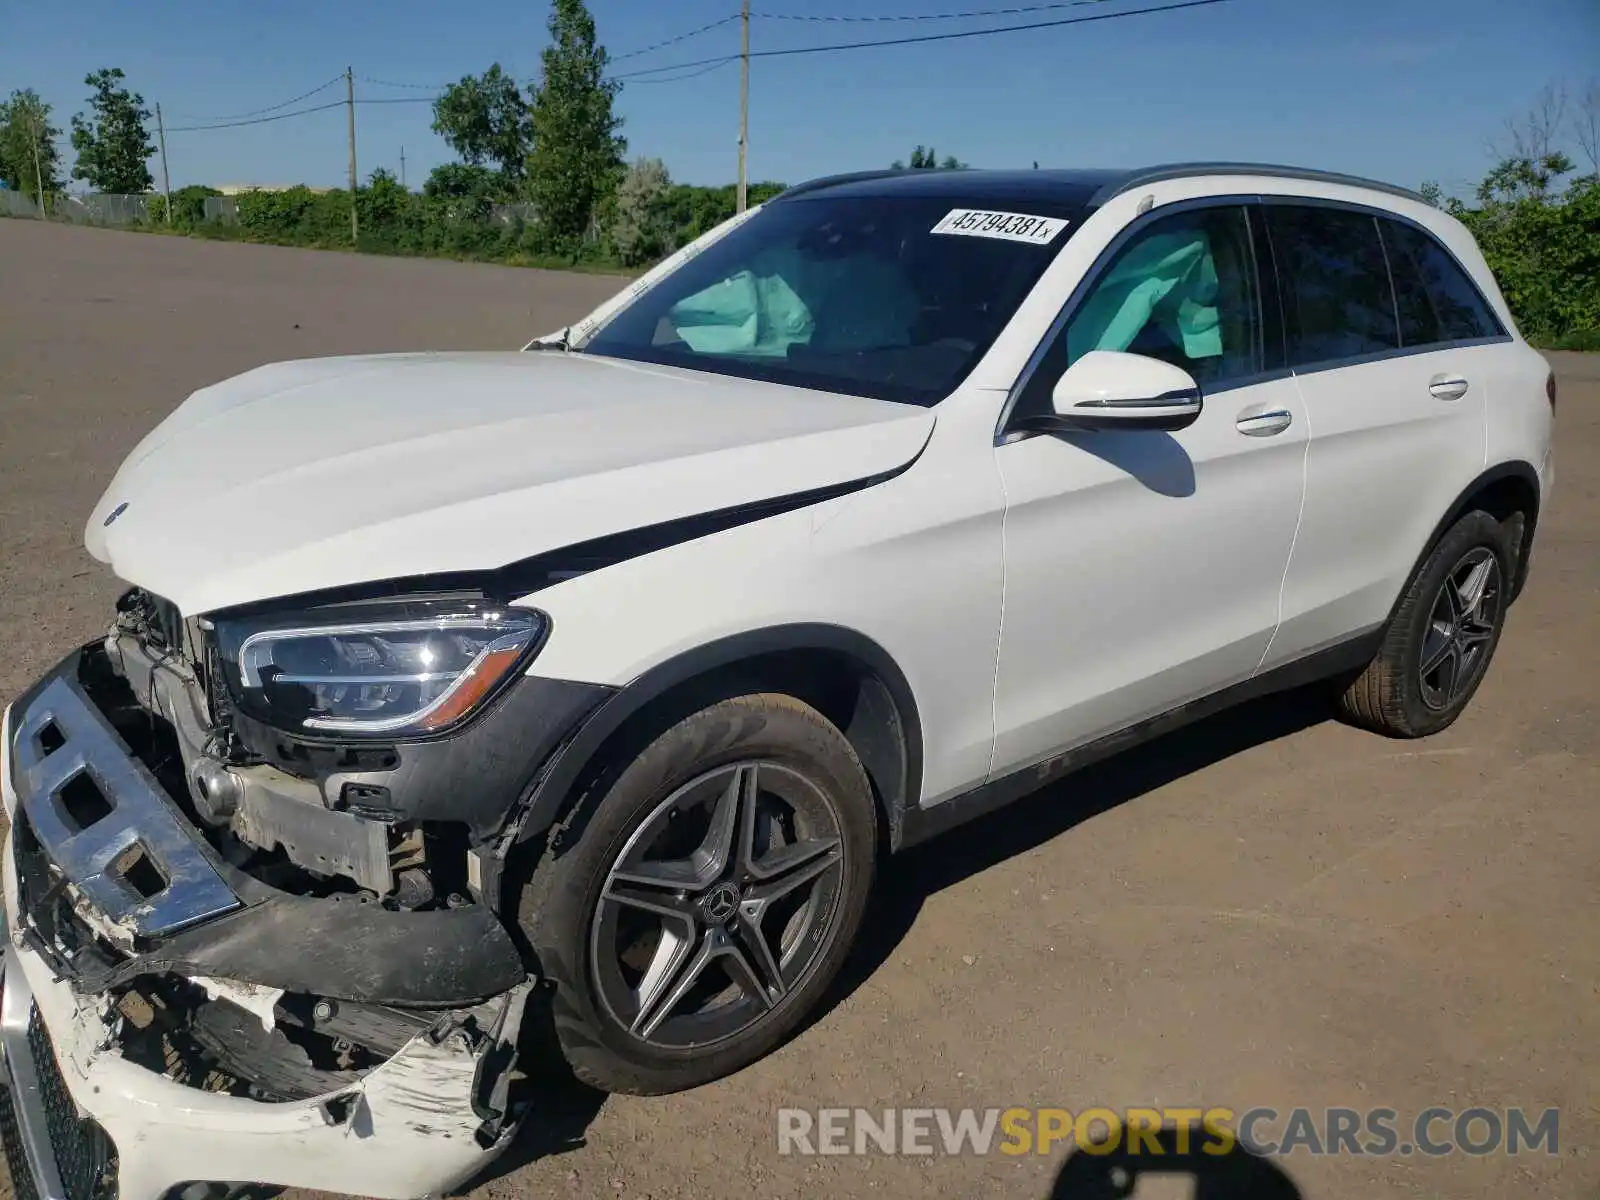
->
left=1396, top=461, right=1542, bottom=620
left=512, top=623, right=925, bottom=851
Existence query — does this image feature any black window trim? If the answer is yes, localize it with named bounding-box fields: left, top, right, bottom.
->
left=996, top=194, right=1286, bottom=442
left=1257, top=194, right=1511, bottom=378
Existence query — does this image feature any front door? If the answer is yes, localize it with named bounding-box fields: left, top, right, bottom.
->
left=990, top=201, right=1307, bottom=777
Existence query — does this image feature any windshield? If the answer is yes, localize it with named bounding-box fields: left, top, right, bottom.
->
left=581, top=193, right=1084, bottom=407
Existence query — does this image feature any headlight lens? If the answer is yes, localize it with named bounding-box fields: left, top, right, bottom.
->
left=213, top=598, right=544, bottom=737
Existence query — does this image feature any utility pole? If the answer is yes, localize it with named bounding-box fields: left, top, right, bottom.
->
left=346, top=67, right=358, bottom=243
left=28, top=107, right=47, bottom=218
left=737, top=0, right=749, bottom=212
left=399, top=145, right=406, bottom=190
left=156, top=103, right=173, bottom=224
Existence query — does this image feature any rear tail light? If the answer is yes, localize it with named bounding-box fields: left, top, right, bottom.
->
left=1546, top=371, right=1557, bottom=412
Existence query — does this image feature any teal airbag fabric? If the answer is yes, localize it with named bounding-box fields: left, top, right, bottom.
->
left=1068, top=231, right=1223, bottom=361
left=668, top=247, right=919, bottom=357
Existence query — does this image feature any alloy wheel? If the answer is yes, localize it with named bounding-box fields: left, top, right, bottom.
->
left=1418, top=546, right=1503, bottom=711
left=589, top=761, right=846, bottom=1049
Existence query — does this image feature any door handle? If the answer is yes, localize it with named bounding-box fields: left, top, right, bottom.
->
left=1235, top=406, right=1294, bottom=437
left=1429, top=374, right=1470, bottom=401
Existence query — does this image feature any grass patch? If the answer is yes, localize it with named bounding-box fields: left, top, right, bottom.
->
left=1538, top=328, right=1600, bottom=353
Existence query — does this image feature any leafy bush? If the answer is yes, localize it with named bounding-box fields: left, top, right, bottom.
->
left=146, top=184, right=222, bottom=227
left=1442, top=164, right=1600, bottom=347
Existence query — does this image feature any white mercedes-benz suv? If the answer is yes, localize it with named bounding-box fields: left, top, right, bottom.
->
left=0, top=163, right=1554, bottom=1199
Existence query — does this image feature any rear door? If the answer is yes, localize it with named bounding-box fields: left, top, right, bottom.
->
left=1261, top=202, right=1492, bottom=667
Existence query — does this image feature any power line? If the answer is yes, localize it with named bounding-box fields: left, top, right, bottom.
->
left=170, top=74, right=344, bottom=123
left=628, top=59, right=738, bottom=85
left=360, top=14, right=742, bottom=95
left=614, top=0, right=1229, bottom=80
left=757, top=0, right=1119, bottom=21
left=612, top=14, right=741, bottom=61
left=165, top=99, right=346, bottom=133
left=364, top=76, right=447, bottom=90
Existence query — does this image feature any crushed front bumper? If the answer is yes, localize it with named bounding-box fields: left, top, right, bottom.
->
left=0, top=654, right=536, bottom=1200
left=0, top=914, right=529, bottom=1200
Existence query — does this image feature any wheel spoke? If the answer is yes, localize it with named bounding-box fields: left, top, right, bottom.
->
left=1419, top=627, right=1455, bottom=677
left=1455, top=557, right=1495, bottom=622
left=1458, top=625, right=1494, bottom=648
left=720, top=933, right=780, bottom=1011
left=1436, top=645, right=1462, bottom=703
left=733, top=906, right=788, bottom=1003
left=692, top=763, right=754, bottom=883
left=746, top=839, right=842, bottom=906
left=733, top=763, right=765, bottom=879
left=1441, top=575, right=1465, bottom=623
left=609, top=855, right=708, bottom=896
left=602, top=877, right=698, bottom=921
left=634, top=928, right=717, bottom=1039
left=630, top=924, right=696, bottom=1036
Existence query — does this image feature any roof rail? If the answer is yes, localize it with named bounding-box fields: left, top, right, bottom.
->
left=1091, top=162, right=1426, bottom=206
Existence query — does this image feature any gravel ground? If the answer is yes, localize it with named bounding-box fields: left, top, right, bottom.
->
left=0, top=219, right=1595, bottom=1200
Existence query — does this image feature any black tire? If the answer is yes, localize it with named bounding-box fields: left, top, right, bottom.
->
left=519, top=692, right=876, bottom=1095
left=1338, top=509, right=1515, bottom=737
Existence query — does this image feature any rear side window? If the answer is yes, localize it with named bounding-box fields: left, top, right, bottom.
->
left=1380, top=219, right=1504, bottom=344
left=1266, top=205, right=1398, bottom=366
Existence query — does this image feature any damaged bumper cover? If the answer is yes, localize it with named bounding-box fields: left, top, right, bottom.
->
left=0, top=914, right=532, bottom=1200
left=0, top=645, right=568, bottom=1200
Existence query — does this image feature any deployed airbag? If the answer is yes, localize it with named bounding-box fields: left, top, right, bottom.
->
left=1068, top=230, right=1223, bottom=362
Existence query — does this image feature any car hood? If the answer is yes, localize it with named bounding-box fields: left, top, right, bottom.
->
left=85, top=351, right=934, bottom=615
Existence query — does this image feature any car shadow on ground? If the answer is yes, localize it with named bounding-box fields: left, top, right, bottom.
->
left=1048, top=1125, right=1304, bottom=1198
left=466, top=685, right=1333, bottom=1191
left=812, top=683, right=1333, bottom=1029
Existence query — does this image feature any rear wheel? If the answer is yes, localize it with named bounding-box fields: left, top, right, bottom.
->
left=520, top=693, right=876, bottom=1095
left=1338, top=510, right=1514, bottom=737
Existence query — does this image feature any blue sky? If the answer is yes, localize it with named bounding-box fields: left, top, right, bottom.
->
left=3, top=0, right=1596, bottom=196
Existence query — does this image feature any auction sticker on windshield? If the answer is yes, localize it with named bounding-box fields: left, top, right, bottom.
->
left=931, top=209, right=1069, bottom=245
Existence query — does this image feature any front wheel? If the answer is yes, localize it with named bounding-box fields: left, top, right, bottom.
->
left=1338, top=509, right=1515, bottom=738
left=520, top=693, right=877, bottom=1095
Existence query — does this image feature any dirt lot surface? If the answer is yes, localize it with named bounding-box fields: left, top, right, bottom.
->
left=1, top=220, right=1595, bottom=1200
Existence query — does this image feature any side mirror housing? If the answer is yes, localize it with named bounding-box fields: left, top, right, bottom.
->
left=1022, top=350, right=1203, bottom=433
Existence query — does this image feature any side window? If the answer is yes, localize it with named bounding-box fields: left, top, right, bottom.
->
left=1381, top=219, right=1504, bottom=344
left=1057, top=205, right=1265, bottom=388
left=1267, top=205, right=1398, bottom=365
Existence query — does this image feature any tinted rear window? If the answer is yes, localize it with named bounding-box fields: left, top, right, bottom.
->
left=1381, top=219, right=1504, bottom=344
left=1267, top=205, right=1399, bottom=366
left=582, top=194, right=1084, bottom=406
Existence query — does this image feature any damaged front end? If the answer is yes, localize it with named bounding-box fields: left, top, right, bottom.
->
left=0, top=590, right=607, bottom=1200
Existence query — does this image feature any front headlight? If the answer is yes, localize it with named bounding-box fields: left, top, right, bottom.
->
left=212, top=597, right=545, bottom=738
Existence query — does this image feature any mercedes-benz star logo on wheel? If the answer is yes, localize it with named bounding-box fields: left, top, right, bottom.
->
left=701, top=883, right=740, bottom=925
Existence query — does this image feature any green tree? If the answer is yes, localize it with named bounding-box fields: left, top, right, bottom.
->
left=422, top=161, right=503, bottom=222
left=891, top=145, right=965, bottom=169
left=431, top=64, right=532, bottom=183
left=0, top=89, right=64, bottom=201
left=526, top=0, right=626, bottom=249
left=361, top=167, right=409, bottom=228
left=70, top=68, right=155, bottom=192
left=612, top=156, right=670, bottom=265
